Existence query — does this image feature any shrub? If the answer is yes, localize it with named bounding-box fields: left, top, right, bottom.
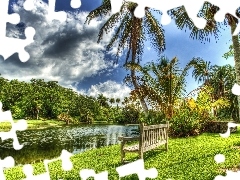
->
left=169, top=107, right=202, bottom=137
left=57, top=113, right=73, bottom=125
left=11, top=105, right=25, bottom=119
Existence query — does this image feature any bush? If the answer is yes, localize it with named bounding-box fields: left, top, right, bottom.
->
left=11, top=105, right=25, bottom=119
left=122, top=106, right=140, bottom=124
left=169, top=108, right=202, bottom=137
left=57, top=113, right=73, bottom=125
left=141, top=110, right=166, bottom=125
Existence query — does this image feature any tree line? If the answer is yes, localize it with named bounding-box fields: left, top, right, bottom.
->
left=0, top=75, right=142, bottom=124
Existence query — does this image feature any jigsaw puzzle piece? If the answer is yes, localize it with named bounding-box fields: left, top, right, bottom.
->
left=0, top=0, right=20, bottom=38
left=109, top=0, right=207, bottom=28
left=206, top=0, right=240, bottom=22
left=23, top=163, right=51, bottom=180
left=0, top=0, right=35, bottom=62
left=0, top=26, right=35, bottom=62
left=23, top=0, right=35, bottom=11
left=47, top=0, right=67, bottom=22
left=59, top=149, right=73, bottom=171
left=152, top=0, right=207, bottom=28
left=232, top=83, right=240, bottom=95
left=0, top=109, right=27, bottom=150
left=210, top=0, right=240, bottom=35
left=182, top=0, right=207, bottom=29
left=0, top=156, right=15, bottom=180
left=70, top=0, right=82, bottom=9
left=79, top=169, right=108, bottom=180
left=23, top=149, right=73, bottom=179
left=116, top=159, right=158, bottom=180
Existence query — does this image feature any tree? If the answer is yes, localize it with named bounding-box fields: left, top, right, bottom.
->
left=85, top=0, right=166, bottom=116
left=210, top=64, right=238, bottom=119
left=169, top=3, right=240, bottom=120
left=127, top=56, right=193, bottom=120
left=97, top=94, right=109, bottom=107
left=116, top=98, right=121, bottom=110
left=190, top=58, right=213, bottom=85
left=109, top=98, right=115, bottom=106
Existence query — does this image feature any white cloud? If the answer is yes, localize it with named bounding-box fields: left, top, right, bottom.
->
left=1, top=0, right=117, bottom=88
left=85, top=80, right=131, bottom=104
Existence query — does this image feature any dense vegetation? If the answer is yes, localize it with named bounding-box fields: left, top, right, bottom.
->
left=0, top=75, right=141, bottom=125
left=0, top=56, right=237, bottom=137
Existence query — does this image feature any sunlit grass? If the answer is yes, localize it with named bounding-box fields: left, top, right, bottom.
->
left=4, top=128, right=240, bottom=180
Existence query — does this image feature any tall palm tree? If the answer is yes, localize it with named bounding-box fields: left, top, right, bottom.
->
left=169, top=2, right=240, bottom=120
left=85, top=0, right=166, bottom=115
left=116, top=98, right=121, bottom=110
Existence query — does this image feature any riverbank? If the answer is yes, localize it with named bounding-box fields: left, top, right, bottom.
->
left=4, top=128, right=240, bottom=180
left=0, top=120, right=66, bottom=131
left=0, top=119, right=117, bottom=131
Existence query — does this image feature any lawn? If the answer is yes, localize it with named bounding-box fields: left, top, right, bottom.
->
left=4, top=128, right=240, bottom=180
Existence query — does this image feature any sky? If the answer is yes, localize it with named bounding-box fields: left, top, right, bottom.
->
left=0, top=0, right=236, bottom=103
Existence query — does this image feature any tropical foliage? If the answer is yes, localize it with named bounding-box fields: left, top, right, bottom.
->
left=0, top=75, right=134, bottom=124
left=169, top=2, right=240, bottom=120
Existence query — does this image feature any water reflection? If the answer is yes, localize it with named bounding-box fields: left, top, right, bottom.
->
left=0, top=124, right=138, bottom=165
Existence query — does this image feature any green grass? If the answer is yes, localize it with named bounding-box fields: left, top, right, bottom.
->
left=0, top=120, right=66, bottom=131
left=4, top=129, right=240, bottom=180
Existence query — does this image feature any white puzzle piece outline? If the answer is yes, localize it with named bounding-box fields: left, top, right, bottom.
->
left=109, top=0, right=240, bottom=35
left=22, top=149, right=73, bottom=180
left=0, top=102, right=27, bottom=150
left=0, top=0, right=35, bottom=62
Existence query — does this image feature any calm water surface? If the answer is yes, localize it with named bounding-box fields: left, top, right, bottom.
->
left=0, top=124, right=138, bottom=165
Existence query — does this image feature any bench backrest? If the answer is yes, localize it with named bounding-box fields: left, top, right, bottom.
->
left=139, top=122, right=169, bottom=152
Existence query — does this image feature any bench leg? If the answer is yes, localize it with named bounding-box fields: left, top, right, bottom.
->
left=165, top=142, right=168, bottom=151
left=121, top=151, right=125, bottom=164
left=120, top=142, right=125, bottom=164
left=139, top=150, right=143, bottom=159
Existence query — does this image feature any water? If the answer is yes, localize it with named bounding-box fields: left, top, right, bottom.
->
left=0, top=124, right=138, bottom=165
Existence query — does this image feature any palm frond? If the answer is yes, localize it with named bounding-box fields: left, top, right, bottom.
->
left=145, top=9, right=166, bottom=54
left=85, top=0, right=112, bottom=24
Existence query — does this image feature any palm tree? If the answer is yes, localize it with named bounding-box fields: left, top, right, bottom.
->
left=189, top=58, right=213, bottom=85
left=116, top=98, right=120, bottom=110
left=109, top=98, right=115, bottom=106
left=210, top=64, right=238, bottom=119
left=127, top=56, right=193, bottom=119
left=210, top=64, right=234, bottom=98
left=97, top=94, right=109, bottom=107
left=169, top=2, right=240, bottom=120
left=85, top=0, right=166, bottom=115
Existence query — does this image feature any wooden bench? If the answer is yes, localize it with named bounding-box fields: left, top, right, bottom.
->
left=118, top=122, right=169, bottom=164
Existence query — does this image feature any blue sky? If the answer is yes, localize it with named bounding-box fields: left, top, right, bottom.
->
left=0, top=0, right=235, bottom=102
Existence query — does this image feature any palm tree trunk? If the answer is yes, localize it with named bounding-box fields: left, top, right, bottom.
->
left=231, top=24, right=240, bottom=122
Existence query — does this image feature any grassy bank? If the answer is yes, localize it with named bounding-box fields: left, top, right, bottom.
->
left=0, top=119, right=117, bottom=132
left=4, top=129, right=240, bottom=180
left=0, top=120, right=66, bottom=132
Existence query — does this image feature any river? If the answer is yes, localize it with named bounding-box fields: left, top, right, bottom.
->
left=0, top=124, right=138, bottom=166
